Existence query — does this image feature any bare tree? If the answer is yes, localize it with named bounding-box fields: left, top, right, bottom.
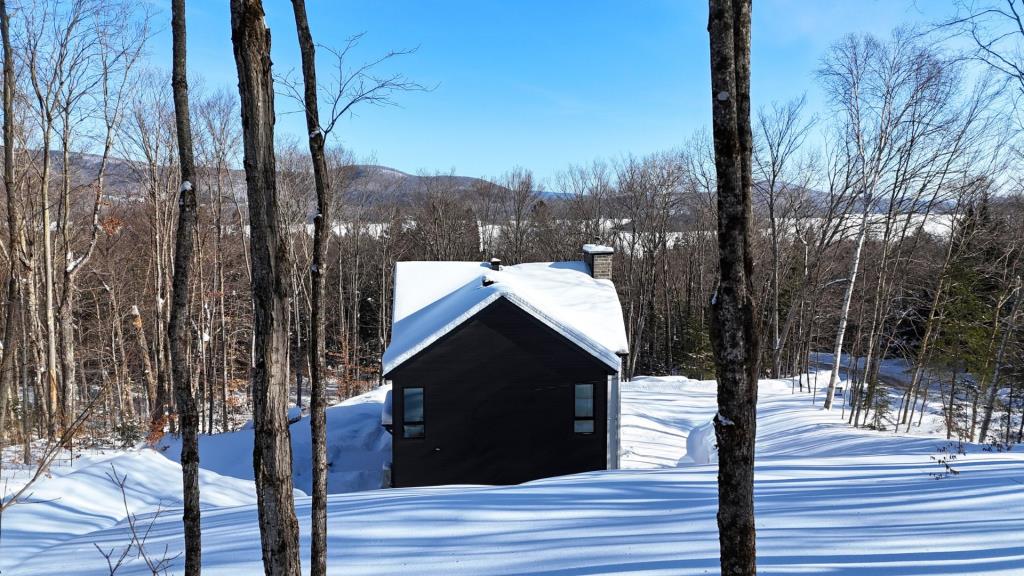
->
left=818, top=31, right=950, bottom=410
left=288, top=2, right=329, bottom=572
left=169, top=0, right=201, bottom=572
left=943, top=1, right=1024, bottom=97
left=753, top=96, right=814, bottom=377
left=94, top=465, right=182, bottom=575
left=279, top=15, right=428, bottom=569
left=707, top=0, right=759, bottom=574
left=0, top=0, right=24, bottom=444
left=230, top=1, right=302, bottom=574
left=20, top=0, right=95, bottom=438
left=978, top=276, right=1021, bottom=440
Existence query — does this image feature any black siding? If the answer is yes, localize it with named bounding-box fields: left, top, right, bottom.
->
left=388, top=297, right=612, bottom=487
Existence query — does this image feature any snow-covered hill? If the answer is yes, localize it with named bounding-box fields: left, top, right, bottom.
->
left=3, top=373, right=1023, bottom=575
left=159, top=386, right=392, bottom=495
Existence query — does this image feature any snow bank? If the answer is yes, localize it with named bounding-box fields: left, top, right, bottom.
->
left=0, top=449, right=256, bottom=573
left=160, top=386, right=392, bottom=495
left=684, top=419, right=718, bottom=465
left=620, top=376, right=717, bottom=468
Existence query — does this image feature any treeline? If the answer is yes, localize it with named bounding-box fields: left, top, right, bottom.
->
left=0, top=3, right=1023, bottom=465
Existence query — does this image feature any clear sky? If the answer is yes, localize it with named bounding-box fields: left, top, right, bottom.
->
left=149, top=1, right=956, bottom=186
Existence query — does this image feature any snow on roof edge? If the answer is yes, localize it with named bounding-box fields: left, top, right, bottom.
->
left=382, top=290, right=623, bottom=376
left=382, top=292, right=503, bottom=376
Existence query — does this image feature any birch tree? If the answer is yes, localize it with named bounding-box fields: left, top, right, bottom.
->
left=818, top=31, right=953, bottom=410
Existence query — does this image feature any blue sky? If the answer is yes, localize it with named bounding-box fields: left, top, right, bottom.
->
left=150, top=1, right=956, bottom=185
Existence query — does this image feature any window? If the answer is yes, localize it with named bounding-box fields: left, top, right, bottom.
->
left=403, top=387, right=425, bottom=439
left=574, top=383, right=594, bottom=434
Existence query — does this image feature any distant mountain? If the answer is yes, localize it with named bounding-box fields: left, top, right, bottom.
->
left=339, top=165, right=489, bottom=202
left=42, top=151, right=586, bottom=210
left=752, top=180, right=956, bottom=216
left=45, top=153, right=494, bottom=206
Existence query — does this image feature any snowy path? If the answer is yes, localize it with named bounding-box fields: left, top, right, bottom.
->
left=3, top=375, right=1024, bottom=575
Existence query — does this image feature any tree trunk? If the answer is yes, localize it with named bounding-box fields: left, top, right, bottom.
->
left=170, top=1, right=202, bottom=572
left=41, top=131, right=59, bottom=439
left=111, top=294, right=134, bottom=424
left=289, top=2, right=331, bottom=573
left=707, top=1, right=759, bottom=574
left=979, top=279, right=1020, bottom=442
left=230, top=1, right=303, bottom=574
left=0, top=0, right=24, bottom=445
left=903, top=277, right=944, bottom=425
left=20, top=322, right=31, bottom=462
left=131, top=305, right=160, bottom=420
left=25, top=259, right=48, bottom=431
left=215, top=161, right=230, bottom=432
left=946, top=366, right=958, bottom=440
left=823, top=207, right=868, bottom=411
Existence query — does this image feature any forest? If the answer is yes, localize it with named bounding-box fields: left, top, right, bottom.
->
left=1, top=1, right=1024, bottom=575
left=0, top=1, right=1021, bottom=463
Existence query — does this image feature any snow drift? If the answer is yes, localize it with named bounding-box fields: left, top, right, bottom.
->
left=159, top=386, right=391, bottom=495
left=5, top=373, right=1024, bottom=575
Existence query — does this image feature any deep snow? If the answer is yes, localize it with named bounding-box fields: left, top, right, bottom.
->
left=384, top=260, right=628, bottom=374
left=158, top=386, right=392, bottom=495
left=2, top=372, right=1023, bottom=575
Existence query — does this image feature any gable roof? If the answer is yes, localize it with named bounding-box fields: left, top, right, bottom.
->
left=382, top=260, right=629, bottom=376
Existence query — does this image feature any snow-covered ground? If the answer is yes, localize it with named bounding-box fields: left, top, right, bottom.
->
left=809, top=351, right=969, bottom=436
left=809, top=351, right=915, bottom=386
left=158, top=386, right=391, bottom=495
left=3, top=372, right=1023, bottom=575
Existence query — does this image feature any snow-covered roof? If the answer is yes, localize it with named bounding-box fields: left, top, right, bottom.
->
left=382, top=260, right=629, bottom=375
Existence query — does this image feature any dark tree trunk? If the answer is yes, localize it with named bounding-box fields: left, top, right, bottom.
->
left=707, top=0, right=759, bottom=574
left=230, top=1, right=303, bottom=574
left=0, top=0, right=23, bottom=444
left=289, top=1, right=330, bottom=574
left=170, top=1, right=202, bottom=573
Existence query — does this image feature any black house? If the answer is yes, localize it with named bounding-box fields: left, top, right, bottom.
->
left=380, top=245, right=628, bottom=488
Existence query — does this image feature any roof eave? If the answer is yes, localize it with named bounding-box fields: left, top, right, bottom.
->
left=381, top=291, right=624, bottom=376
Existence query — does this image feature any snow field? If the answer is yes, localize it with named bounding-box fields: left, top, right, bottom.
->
left=2, top=372, right=1022, bottom=575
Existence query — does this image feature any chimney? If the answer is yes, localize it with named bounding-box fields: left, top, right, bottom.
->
left=582, top=242, right=614, bottom=280
left=489, top=257, right=502, bottom=271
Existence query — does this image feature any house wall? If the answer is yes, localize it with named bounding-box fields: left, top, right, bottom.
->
left=388, top=297, right=612, bottom=487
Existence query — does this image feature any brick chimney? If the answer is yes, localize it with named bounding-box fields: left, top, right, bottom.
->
left=582, top=243, right=614, bottom=280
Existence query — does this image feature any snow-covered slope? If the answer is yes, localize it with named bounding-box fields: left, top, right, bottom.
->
left=0, top=449, right=257, bottom=573
left=159, top=386, right=392, bottom=495
left=5, top=374, right=1024, bottom=575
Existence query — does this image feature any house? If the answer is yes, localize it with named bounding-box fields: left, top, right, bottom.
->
left=380, top=245, right=629, bottom=487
